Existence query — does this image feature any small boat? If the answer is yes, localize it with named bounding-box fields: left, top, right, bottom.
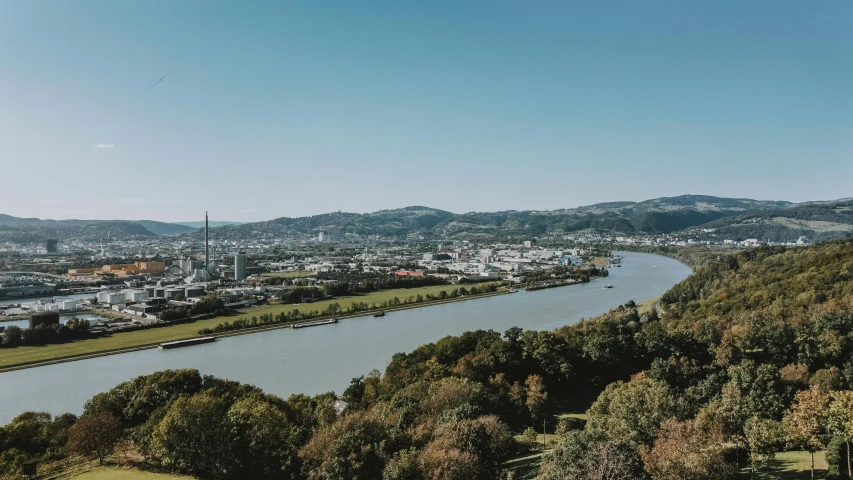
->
left=159, top=337, right=216, bottom=349
left=292, top=318, right=338, bottom=329
left=374, top=311, right=385, bottom=317
left=604, top=285, right=614, bottom=289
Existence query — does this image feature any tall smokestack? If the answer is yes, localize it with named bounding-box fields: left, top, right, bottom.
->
left=204, top=211, right=209, bottom=279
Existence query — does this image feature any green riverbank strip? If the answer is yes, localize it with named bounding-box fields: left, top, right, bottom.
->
left=0, top=287, right=509, bottom=372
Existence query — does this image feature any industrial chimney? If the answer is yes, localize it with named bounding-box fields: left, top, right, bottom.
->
left=204, top=211, right=209, bottom=280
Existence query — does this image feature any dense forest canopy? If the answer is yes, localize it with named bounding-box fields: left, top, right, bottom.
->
left=2, top=240, right=853, bottom=479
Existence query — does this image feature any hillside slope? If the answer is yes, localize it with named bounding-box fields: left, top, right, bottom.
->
left=0, top=215, right=194, bottom=242
left=211, top=195, right=814, bottom=239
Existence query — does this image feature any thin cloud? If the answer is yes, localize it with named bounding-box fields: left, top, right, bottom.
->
left=92, top=143, right=114, bottom=150
left=241, top=208, right=255, bottom=213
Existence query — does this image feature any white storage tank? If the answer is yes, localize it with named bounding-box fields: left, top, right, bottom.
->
left=107, top=293, right=126, bottom=305
left=97, top=291, right=112, bottom=303
left=129, top=291, right=149, bottom=302
left=59, top=300, right=77, bottom=310
left=45, top=303, right=60, bottom=312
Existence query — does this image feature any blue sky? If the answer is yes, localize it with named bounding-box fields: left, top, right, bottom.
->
left=1, top=1, right=851, bottom=222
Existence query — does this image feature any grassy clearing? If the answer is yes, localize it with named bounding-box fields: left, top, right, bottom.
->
left=504, top=390, right=601, bottom=478
left=0, top=284, right=497, bottom=369
left=258, top=270, right=314, bottom=279
left=503, top=451, right=550, bottom=479
left=71, top=467, right=194, bottom=479
left=739, top=450, right=828, bottom=479
left=637, top=296, right=660, bottom=315
left=590, top=257, right=610, bottom=267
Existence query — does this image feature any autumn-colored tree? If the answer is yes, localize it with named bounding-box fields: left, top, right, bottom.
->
left=298, top=411, right=393, bottom=480
left=827, top=390, right=853, bottom=478
left=419, top=437, right=478, bottom=480
left=66, top=413, right=122, bottom=464
left=809, top=367, right=845, bottom=393
left=639, top=418, right=736, bottom=480
left=525, top=374, right=548, bottom=420
left=783, top=386, right=830, bottom=480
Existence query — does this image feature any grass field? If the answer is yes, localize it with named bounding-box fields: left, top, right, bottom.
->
left=258, top=270, right=314, bottom=278
left=503, top=451, right=550, bottom=479
left=0, top=284, right=497, bottom=369
left=740, top=451, right=828, bottom=479
left=590, top=256, right=610, bottom=267
left=71, top=467, right=194, bottom=479
left=637, top=296, right=661, bottom=315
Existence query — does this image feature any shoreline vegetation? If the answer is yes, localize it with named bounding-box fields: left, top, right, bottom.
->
left=198, top=283, right=502, bottom=336
left=0, top=284, right=507, bottom=372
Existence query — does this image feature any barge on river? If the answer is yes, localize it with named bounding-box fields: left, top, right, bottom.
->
left=159, top=336, right=217, bottom=349
left=292, top=318, right=338, bottom=329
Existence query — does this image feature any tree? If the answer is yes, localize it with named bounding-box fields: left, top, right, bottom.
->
left=524, top=374, right=548, bottom=420
left=586, top=372, right=680, bottom=447
left=66, top=413, right=122, bottom=464
left=298, top=411, right=392, bottom=480
left=419, top=437, right=478, bottom=480
left=537, top=430, right=640, bottom=480
left=150, top=393, right=230, bottom=476
left=639, top=418, right=736, bottom=480
left=226, top=396, right=303, bottom=479
left=383, top=448, right=422, bottom=480
left=784, top=386, right=830, bottom=480
left=827, top=390, right=853, bottom=478
left=2, top=325, right=22, bottom=346
left=744, top=417, right=783, bottom=477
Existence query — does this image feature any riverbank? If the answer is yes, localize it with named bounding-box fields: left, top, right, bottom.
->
left=0, top=287, right=508, bottom=372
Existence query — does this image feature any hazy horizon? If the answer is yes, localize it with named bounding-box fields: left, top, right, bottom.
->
left=2, top=1, right=851, bottom=222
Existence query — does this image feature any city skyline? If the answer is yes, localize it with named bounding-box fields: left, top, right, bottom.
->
left=1, top=1, right=851, bottom=222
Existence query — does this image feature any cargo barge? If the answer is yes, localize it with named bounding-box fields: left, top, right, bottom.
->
left=291, top=318, right=338, bottom=329
left=158, top=336, right=217, bottom=349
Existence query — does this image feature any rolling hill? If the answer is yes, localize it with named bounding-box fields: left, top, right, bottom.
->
left=208, top=195, right=844, bottom=241
left=5, top=196, right=852, bottom=243
left=0, top=215, right=195, bottom=242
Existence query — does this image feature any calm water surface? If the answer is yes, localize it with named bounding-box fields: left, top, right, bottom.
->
left=0, top=252, right=690, bottom=423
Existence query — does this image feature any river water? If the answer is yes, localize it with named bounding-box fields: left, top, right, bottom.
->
left=0, top=252, right=690, bottom=424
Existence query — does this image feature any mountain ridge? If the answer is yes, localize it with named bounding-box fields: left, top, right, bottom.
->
left=3, top=195, right=852, bottom=243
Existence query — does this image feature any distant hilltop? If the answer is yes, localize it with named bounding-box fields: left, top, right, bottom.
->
left=174, top=221, right=244, bottom=229
left=1, top=195, right=852, bottom=243
left=207, top=195, right=853, bottom=244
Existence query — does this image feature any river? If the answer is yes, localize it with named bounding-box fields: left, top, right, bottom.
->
left=0, top=252, right=690, bottom=424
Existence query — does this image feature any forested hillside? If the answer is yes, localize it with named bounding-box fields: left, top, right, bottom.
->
left=692, top=200, right=853, bottom=243
left=0, top=215, right=194, bottom=242
left=206, top=195, right=815, bottom=240
left=3, top=240, right=853, bottom=479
